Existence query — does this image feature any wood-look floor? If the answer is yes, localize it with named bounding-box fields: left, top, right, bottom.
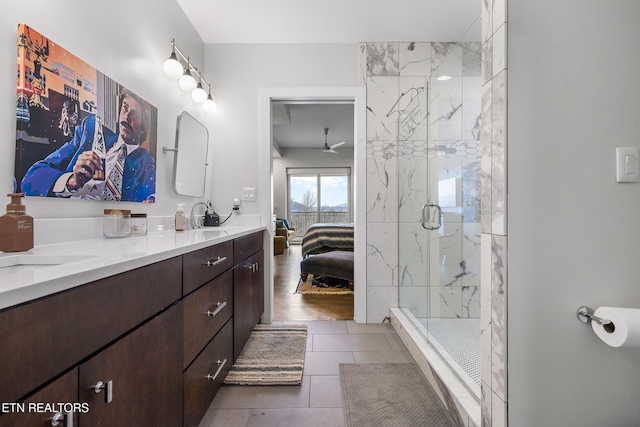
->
left=273, top=244, right=354, bottom=321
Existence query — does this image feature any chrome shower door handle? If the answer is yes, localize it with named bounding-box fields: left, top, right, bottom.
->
left=421, top=203, right=442, bottom=230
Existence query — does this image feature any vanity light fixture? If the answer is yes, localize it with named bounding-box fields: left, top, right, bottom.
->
left=178, top=61, right=197, bottom=92
left=163, top=39, right=217, bottom=113
left=202, top=89, right=217, bottom=113
left=191, top=78, right=207, bottom=104
left=162, top=45, right=183, bottom=80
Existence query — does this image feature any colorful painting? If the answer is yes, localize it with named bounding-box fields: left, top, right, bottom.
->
left=14, top=23, right=158, bottom=203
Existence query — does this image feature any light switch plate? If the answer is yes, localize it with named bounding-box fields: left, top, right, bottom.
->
left=616, top=147, right=640, bottom=183
left=242, top=187, right=257, bottom=201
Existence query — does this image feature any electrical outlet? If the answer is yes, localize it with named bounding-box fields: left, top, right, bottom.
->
left=242, top=187, right=257, bottom=201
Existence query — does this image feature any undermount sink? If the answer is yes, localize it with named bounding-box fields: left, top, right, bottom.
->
left=196, top=228, right=228, bottom=235
left=0, top=253, right=98, bottom=273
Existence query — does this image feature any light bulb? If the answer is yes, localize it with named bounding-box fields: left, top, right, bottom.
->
left=191, top=81, right=207, bottom=104
left=178, top=68, right=197, bottom=92
left=163, top=51, right=183, bottom=80
left=202, top=92, right=217, bottom=113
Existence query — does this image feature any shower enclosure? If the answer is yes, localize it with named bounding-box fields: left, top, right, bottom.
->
left=394, top=44, right=482, bottom=398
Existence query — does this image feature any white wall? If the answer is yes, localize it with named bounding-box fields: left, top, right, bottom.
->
left=1, top=1, right=212, bottom=229
left=203, top=44, right=358, bottom=219
left=508, top=1, right=640, bottom=425
left=273, top=148, right=354, bottom=219
left=203, top=44, right=360, bottom=323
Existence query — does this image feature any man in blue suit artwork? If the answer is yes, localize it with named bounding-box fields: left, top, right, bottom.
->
left=22, top=89, right=155, bottom=203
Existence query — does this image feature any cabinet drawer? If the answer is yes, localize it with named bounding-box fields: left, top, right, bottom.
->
left=183, top=319, right=233, bottom=427
left=0, top=256, right=182, bottom=404
left=233, top=231, right=263, bottom=264
left=183, top=240, right=233, bottom=295
left=183, top=270, right=233, bottom=369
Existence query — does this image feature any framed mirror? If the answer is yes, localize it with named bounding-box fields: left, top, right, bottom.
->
left=170, top=111, right=208, bottom=197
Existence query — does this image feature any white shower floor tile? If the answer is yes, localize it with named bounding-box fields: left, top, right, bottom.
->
left=418, top=317, right=481, bottom=387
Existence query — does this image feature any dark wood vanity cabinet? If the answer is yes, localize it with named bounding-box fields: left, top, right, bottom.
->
left=0, top=305, right=182, bottom=427
left=0, top=256, right=182, bottom=406
left=182, top=230, right=264, bottom=426
left=0, top=230, right=265, bottom=427
left=0, top=256, right=182, bottom=427
left=181, top=229, right=264, bottom=427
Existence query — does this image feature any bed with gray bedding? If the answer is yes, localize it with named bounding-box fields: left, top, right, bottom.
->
left=300, top=223, right=354, bottom=283
left=300, top=223, right=354, bottom=258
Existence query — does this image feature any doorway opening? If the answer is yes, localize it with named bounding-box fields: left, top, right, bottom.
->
left=272, top=103, right=354, bottom=321
left=258, top=87, right=366, bottom=324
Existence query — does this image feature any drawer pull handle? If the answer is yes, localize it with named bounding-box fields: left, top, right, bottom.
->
left=205, top=359, right=228, bottom=381
left=94, top=380, right=113, bottom=403
left=206, top=256, right=227, bottom=267
left=246, top=262, right=259, bottom=273
left=51, top=412, right=73, bottom=427
left=206, top=301, right=227, bottom=317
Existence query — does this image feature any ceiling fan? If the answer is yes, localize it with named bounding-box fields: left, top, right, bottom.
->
left=321, top=128, right=346, bottom=153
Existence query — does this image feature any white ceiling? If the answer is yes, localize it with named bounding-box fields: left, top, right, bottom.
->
left=271, top=102, right=355, bottom=152
left=177, top=0, right=481, bottom=150
left=177, top=0, right=481, bottom=44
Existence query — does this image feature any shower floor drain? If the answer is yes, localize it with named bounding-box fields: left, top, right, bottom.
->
left=418, top=318, right=481, bottom=387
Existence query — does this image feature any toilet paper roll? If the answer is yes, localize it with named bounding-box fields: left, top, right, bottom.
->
left=591, top=307, right=640, bottom=348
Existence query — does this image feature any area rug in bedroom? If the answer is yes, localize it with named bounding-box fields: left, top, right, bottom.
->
left=339, top=363, right=456, bottom=427
left=295, top=274, right=354, bottom=295
left=223, top=324, right=307, bottom=386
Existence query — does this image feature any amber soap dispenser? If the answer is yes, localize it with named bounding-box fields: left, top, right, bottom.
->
left=0, top=193, right=34, bottom=252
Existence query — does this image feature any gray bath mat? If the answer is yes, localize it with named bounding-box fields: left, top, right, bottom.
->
left=223, top=324, right=307, bottom=385
left=339, top=363, right=456, bottom=427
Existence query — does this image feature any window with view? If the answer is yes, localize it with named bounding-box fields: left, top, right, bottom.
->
left=287, top=168, right=351, bottom=239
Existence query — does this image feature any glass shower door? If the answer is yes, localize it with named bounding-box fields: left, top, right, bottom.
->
left=397, top=68, right=482, bottom=396
left=424, top=152, right=482, bottom=394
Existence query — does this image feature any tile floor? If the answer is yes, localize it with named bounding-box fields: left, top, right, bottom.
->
left=198, top=320, right=415, bottom=427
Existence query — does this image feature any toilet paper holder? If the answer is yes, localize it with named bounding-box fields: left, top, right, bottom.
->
left=577, top=306, right=612, bottom=326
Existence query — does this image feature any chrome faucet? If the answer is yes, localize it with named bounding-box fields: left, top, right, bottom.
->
left=190, top=202, right=209, bottom=229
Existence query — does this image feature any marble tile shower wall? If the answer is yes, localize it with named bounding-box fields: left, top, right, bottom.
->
left=358, top=42, right=482, bottom=323
left=480, top=0, right=509, bottom=426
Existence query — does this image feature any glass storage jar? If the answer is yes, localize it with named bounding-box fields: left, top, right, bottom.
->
left=130, top=213, right=147, bottom=236
left=103, top=209, right=131, bottom=238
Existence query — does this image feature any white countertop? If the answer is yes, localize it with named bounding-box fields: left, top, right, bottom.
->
left=0, top=225, right=265, bottom=311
